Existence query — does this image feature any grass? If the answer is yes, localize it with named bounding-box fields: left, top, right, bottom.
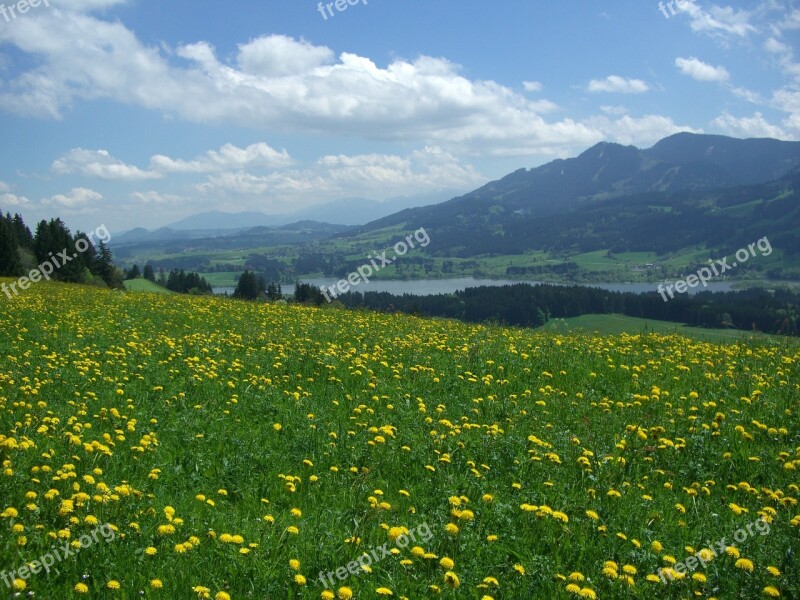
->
left=122, top=278, right=174, bottom=294
left=0, top=280, right=797, bottom=599
left=538, top=313, right=778, bottom=343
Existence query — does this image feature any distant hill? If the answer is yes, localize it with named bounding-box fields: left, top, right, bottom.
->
left=349, top=133, right=800, bottom=261
left=167, top=211, right=275, bottom=230
left=155, top=190, right=457, bottom=233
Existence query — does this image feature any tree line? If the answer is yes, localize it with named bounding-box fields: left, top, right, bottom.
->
left=333, top=284, right=800, bottom=336
left=124, top=263, right=213, bottom=295
left=0, top=212, right=121, bottom=288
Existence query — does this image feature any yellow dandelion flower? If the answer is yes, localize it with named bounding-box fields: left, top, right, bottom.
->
left=443, top=571, right=460, bottom=588
left=735, top=558, right=754, bottom=572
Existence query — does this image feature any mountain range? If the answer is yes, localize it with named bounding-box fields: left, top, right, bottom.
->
left=112, top=133, right=800, bottom=283
left=349, top=133, right=800, bottom=261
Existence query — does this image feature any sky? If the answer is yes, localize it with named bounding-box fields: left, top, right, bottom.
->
left=0, top=0, right=798, bottom=233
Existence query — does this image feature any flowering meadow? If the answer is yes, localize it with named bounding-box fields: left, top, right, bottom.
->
left=1, top=281, right=799, bottom=599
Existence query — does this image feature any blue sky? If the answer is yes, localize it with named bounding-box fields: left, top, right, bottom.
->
left=0, top=0, right=798, bottom=232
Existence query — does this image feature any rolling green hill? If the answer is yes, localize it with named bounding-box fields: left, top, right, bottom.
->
left=537, top=313, right=776, bottom=343
left=123, top=278, right=174, bottom=294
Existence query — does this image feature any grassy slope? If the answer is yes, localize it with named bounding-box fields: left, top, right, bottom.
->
left=0, top=282, right=797, bottom=598
left=123, top=278, right=174, bottom=294
left=538, top=313, right=778, bottom=344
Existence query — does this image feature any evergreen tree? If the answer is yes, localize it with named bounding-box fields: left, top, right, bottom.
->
left=0, top=218, right=21, bottom=276
left=143, top=264, right=155, bottom=282
left=126, top=264, right=141, bottom=280
left=233, top=270, right=263, bottom=300
left=96, top=241, right=122, bottom=288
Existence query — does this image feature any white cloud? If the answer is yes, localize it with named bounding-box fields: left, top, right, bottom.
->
left=129, top=191, right=186, bottom=205
left=0, top=192, right=30, bottom=207
left=732, top=87, right=765, bottom=104
left=764, top=37, right=791, bottom=54
left=600, top=105, right=629, bottom=116
left=675, top=57, right=730, bottom=82
left=587, top=75, right=649, bottom=94
left=43, top=187, right=103, bottom=209
left=53, top=143, right=293, bottom=182
left=0, top=7, right=607, bottom=157
left=237, top=35, right=334, bottom=77
left=150, top=143, right=293, bottom=174
left=196, top=147, right=487, bottom=211
left=676, top=1, right=757, bottom=38
left=711, top=112, right=792, bottom=139
left=0, top=181, right=9, bottom=192
left=52, top=149, right=160, bottom=181
left=523, top=80, right=543, bottom=92
left=585, top=114, right=702, bottom=147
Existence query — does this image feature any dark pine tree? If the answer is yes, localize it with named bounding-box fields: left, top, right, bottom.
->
left=233, top=270, right=263, bottom=300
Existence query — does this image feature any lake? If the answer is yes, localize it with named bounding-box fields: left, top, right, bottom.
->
left=213, top=277, right=741, bottom=297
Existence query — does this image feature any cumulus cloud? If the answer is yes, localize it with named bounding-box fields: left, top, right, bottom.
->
left=196, top=147, right=487, bottom=212
left=0, top=192, right=30, bottom=206
left=587, top=75, right=649, bottom=94
left=43, top=187, right=103, bottom=209
left=0, top=7, right=600, bottom=157
left=150, top=143, right=293, bottom=174
left=585, top=114, right=702, bottom=147
left=711, top=112, right=791, bottom=139
left=600, top=105, right=629, bottom=116
left=52, top=143, right=294, bottom=181
left=52, top=149, right=161, bottom=181
left=129, top=191, right=187, bottom=205
left=523, top=80, right=543, bottom=92
left=675, top=57, right=730, bottom=82
left=237, top=35, right=334, bottom=77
